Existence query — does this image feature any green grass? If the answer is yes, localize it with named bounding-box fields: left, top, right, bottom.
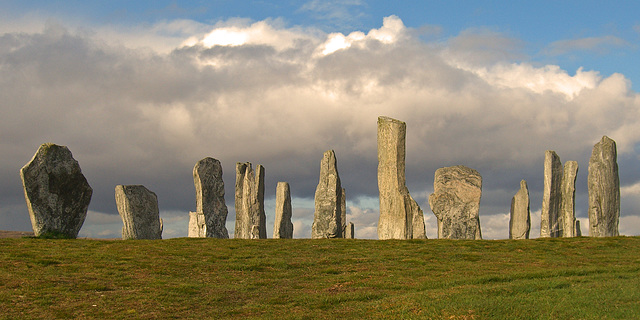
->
left=1, top=237, right=639, bottom=319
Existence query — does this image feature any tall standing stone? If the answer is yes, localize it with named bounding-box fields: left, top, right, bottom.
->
left=20, top=143, right=92, bottom=238
left=377, top=116, right=426, bottom=240
left=561, top=161, right=579, bottom=237
left=188, top=211, right=206, bottom=237
left=340, top=188, right=347, bottom=238
left=115, top=185, right=163, bottom=240
left=428, top=165, right=482, bottom=240
left=312, top=150, right=343, bottom=239
left=234, top=163, right=266, bottom=239
left=588, top=136, right=620, bottom=237
left=541, top=150, right=562, bottom=238
left=193, top=157, right=229, bottom=238
left=273, top=182, right=293, bottom=239
left=509, top=180, right=530, bottom=239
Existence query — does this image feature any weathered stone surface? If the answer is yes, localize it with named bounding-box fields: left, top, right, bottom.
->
left=188, top=211, right=206, bottom=237
left=541, top=150, right=562, bottom=238
left=345, top=222, right=355, bottom=239
left=377, top=116, right=426, bottom=240
left=428, top=165, right=482, bottom=240
left=193, top=157, right=229, bottom=239
left=234, top=163, right=266, bottom=239
left=509, top=180, right=530, bottom=240
left=312, top=150, right=343, bottom=239
left=340, top=188, right=347, bottom=238
left=273, top=182, right=293, bottom=239
left=588, top=136, right=620, bottom=237
left=20, top=143, right=92, bottom=238
left=561, top=161, right=579, bottom=237
left=576, top=220, right=582, bottom=237
left=115, top=185, right=163, bottom=240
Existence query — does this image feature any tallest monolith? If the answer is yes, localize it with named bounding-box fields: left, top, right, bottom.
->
left=377, top=116, right=426, bottom=240
left=588, top=136, right=620, bottom=237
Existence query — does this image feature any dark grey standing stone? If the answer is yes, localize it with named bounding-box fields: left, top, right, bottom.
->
left=428, top=165, right=482, bottom=240
left=341, top=188, right=347, bottom=238
left=588, top=136, right=620, bottom=237
left=576, top=220, right=582, bottom=237
left=188, top=211, right=206, bottom=237
left=509, top=180, right=530, bottom=239
left=561, top=161, right=579, bottom=237
left=345, top=222, right=355, bottom=239
left=115, top=185, right=163, bottom=240
left=273, top=182, right=293, bottom=239
left=234, top=162, right=266, bottom=239
left=541, top=150, right=562, bottom=238
left=312, top=150, right=343, bottom=239
left=20, top=143, right=92, bottom=238
left=193, top=157, right=229, bottom=238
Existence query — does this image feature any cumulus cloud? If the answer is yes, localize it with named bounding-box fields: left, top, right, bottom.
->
left=1, top=16, right=640, bottom=239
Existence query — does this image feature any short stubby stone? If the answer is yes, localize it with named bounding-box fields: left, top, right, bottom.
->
left=509, top=180, right=530, bottom=240
left=188, top=211, right=206, bottom=237
left=234, top=163, right=266, bottom=239
left=273, top=182, right=294, bottom=239
left=561, top=161, right=579, bottom=237
left=428, top=165, right=482, bottom=240
left=541, top=150, right=563, bottom=238
left=588, top=136, right=620, bottom=237
left=115, top=185, right=163, bottom=240
left=193, top=157, right=229, bottom=239
left=312, top=150, right=343, bottom=239
left=345, top=222, right=355, bottom=239
left=20, top=143, right=93, bottom=238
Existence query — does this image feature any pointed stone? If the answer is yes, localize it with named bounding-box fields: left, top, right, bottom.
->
left=561, top=161, right=579, bottom=237
left=541, top=150, right=562, bottom=238
left=115, top=185, right=163, bottom=240
left=234, top=163, right=266, bottom=239
left=345, top=222, right=355, bottom=239
left=509, top=180, right=530, bottom=239
left=377, top=116, right=426, bottom=240
left=312, top=150, right=343, bottom=239
left=188, top=211, right=206, bottom=237
left=193, top=157, right=229, bottom=238
left=428, top=165, right=482, bottom=240
left=20, top=143, right=92, bottom=238
left=588, top=136, right=620, bottom=237
left=273, top=182, right=293, bottom=239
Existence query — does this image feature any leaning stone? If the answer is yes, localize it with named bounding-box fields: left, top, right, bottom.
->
left=588, top=136, right=620, bottom=237
left=345, top=222, right=355, bottom=239
left=20, top=143, right=92, bottom=238
left=193, top=157, right=229, bottom=238
left=234, top=163, right=266, bottom=239
left=541, top=150, right=562, bottom=238
left=188, top=211, right=206, bottom=237
left=561, top=161, right=579, bottom=237
left=273, top=182, right=294, bottom=239
left=115, top=185, right=163, bottom=240
left=509, top=180, right=530, bottom=239
left=377, top=116, right=426, bottom=239
left=428, top=165, right=482, bottom=240
left=312, top=150, right=343, bottom=239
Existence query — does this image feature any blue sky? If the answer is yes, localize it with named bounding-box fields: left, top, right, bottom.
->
left=1, top=1, right=640, bottom=239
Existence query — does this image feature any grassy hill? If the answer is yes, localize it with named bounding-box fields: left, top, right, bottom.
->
left=1, top=236, right=639, bottom=319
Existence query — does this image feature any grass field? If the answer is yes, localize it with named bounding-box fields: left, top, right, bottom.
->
left=1, top=236, right=639, bottom=319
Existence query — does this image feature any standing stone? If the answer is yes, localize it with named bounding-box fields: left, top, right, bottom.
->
left=20, top=143, right=92, bottom=238
left=188, top=211, right=206, bottom=237
left=588, top=136, right=620, bottom=237
left=576, top=220, right=582, bottom=237
left=115, top=185, right=163, bottom=240
left=509, top=180, right=530, bottom=239
left=345, top=222, right=355, bottom=239
left=377, top=116, right=426, bottom=240
left=234, top=163, right=266, bottom=239
left=541, top=150, right=563, bottom=238
left=193, top=157, right=229, bottom=238
left=561, top=161, right=579, bottom=237
left=312, top=150, right=343, bottom=239
left=428, top=165, right=482, bottom=240
left=273, top=182, right=293, bottom=239
left=340, top=188, right=347, bottom=238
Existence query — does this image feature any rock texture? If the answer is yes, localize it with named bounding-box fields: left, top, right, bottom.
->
left=345, top=222, right=354, bottom=239
left=588, top=136, right=620, bottom=237
left=20, top=143, right=92, bottom=238
left=561, top=161, right=579, bottom=237
left=188, top=211, right=206, bottom=237
left=273, top=182, right=293, bottom=239
left=541, top=150, right=563, bottom=238
left=115, top=185, right=163, bottom=240
left=377, top=116, right=426, bottom=240
left=509, top=180, right=530, bottom=239
left=576, top=220, right=582, bottom=237
left=193, top=157, right=229, bottom=238
left=312, top=150, right=343, bottom=239
left=340, top=188, right=347, bottom=238
left=234, top=163, right=266, bottom=239
left=428, top=165, right=482, bottom=240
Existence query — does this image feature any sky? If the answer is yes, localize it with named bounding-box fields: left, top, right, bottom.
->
left=1, top=1, right=639, bottom=239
